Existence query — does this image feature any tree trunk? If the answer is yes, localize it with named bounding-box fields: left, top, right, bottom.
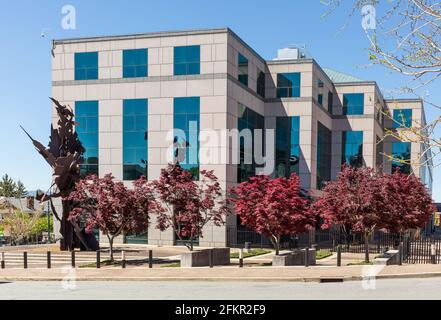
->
left=107, top=235, right=114, bottom=261
left=364, top=231, right=370, bottom=263
left=270, top=235, right=280, bottom=256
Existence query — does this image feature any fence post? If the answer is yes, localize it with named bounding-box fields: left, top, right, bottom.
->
left=1, top=252, right=4, bottom=269
left=47, top=251, right=51, bottom=269
left=431, top=243, right=436, bottom=264
left=23, top=252, right=28, bottom=269
left=398, top=243, right=403, bottom=266
left=148, top=250, right=153, bottom=269
left=122, top=251, right=126, bottom=269
left=377, top=241, right=380, bottom=254
left=96, top=250, right=100, bottom=269
left=239, top=249, right=244, bottom=268
left=71, top=250, right=75, bottom=268
left=304, top=247, right=309, bottom=267
left=337, top=245, right=341, bottom=267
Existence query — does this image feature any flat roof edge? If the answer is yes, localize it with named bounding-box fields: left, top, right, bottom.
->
left=385, top=98, right=424, bottom=103
left=266, top=58, right=315, bottom=65
left=334, top=81, right=377, bottom=86
left=54, top=27, right=230, bottom=44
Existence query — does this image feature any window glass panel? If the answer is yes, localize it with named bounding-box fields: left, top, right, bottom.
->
left=343, top=93, right=364, bottom=115
left=276, top=116, right=300, bottom=178
left=123, top=49, right=148, bottom=78
left=257, top=70, right=265, bottom=98
left=393, top=109, right=412, bottom=128
left=392, top=142, right=411, bottom=174
left=174, top=46, right=200, bottom=75
left=123, top=99, right=148, bottom=180
left=277, top=73, right=301, bottom=98
left=317, top=122, right=332, bottom=189
left=238, top=104, right=264, bottom=182
left=327, top=91, right=333, bottom=114
left=342, top=131, right=363, bottom=167
left=75, top=52, right=98, bottom=80
left=75, top=101, right=99, bottom=176
left=238, top=53, right=248, bottom=86
left=173, top=97, right=200, bottom=180
left=376, top=136, right=383, bottom=169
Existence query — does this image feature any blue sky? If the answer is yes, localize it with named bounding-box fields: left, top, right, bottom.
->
left=0, top=0, right=439, bottom=200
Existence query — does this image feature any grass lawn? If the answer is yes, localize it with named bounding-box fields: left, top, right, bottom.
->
left=347, top=261, right=374, bottom=266
left=161, top=262, right=180, bottom=268
left=316, top=249, right=333, bottom=260
left=230, top=249, right=272, bottom=259
left=79, top=260, right=120, bottom=268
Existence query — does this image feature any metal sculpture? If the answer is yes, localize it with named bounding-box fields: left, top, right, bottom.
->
left=21, top=98, right=98, bottom=251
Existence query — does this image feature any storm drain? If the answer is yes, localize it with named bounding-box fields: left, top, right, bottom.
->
left=319, top=278, right=344, bottom=283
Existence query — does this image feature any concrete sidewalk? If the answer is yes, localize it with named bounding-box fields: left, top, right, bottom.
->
left=1, top=264, right=441, bottom=282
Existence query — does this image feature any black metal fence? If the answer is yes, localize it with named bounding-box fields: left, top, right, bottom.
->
left=227, top=227, right=313, bottom=250
left=227, top=227, right=399, bottom=253
left=315, top=230, right=400, bottom=254
left=228, top=226, right=441, bottom=264
left=403, top=236, right=441, bottom=264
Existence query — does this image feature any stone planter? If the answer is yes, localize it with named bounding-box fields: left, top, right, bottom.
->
left=272, top=248, right=316, bottom=266
left=181, top=248, right=230, bottom=267
left=374, top=249, right=400, bottom=265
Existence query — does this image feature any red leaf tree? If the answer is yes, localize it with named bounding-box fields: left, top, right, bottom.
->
left=68, top=174, right=155, bottom=260
left=313, top=166, right=383, bottom=262
left=379, top=170, right=434, bottom=237
left=151, top=164, right=228, bottom=251
left=229, top=174, right=315, bottom=255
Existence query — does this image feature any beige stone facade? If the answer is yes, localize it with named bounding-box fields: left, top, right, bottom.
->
left=51, top=28, right=432, bottom=248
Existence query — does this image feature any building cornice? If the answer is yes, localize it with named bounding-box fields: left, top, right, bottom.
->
left=54, top=27, right=230, bottom=44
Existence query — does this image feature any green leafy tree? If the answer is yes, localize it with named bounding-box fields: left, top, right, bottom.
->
left=0, top=174, right=17, bottom=197
left=14, top=181, right=28, bottom=198
left=3, top=209, right=42, bottom=245
left=0, top=175, right=28, bottom=198
left=31, top=215, right=53, bottom=237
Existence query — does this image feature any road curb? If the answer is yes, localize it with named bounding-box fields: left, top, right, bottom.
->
left=2, top=272, right=441, bottom=282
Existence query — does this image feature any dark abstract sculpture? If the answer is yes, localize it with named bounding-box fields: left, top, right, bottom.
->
left=21, top=98, right=99, bottom=251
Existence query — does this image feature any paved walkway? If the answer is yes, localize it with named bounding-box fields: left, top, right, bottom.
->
left=1, top=264, right=441, bottom=282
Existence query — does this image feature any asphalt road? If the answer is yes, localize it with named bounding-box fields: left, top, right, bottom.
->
left=1, top=278, right=441, bottom=300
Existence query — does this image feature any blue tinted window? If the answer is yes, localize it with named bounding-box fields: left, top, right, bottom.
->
left=392, top=142, right=411, bottom=174
left=75, top=101, right=99, bottom=176
left=276, top=116, right=300, bottom=178
left=123, top=99, right=148, bottom=180
left=123, top=49, right=148, bottom=78
left=317, top=122, right=332, bottom=189
left=327, top=91, right=333, bottom=114
left=237, top=104, right=264, bottom=183
left=342, top=131, right=363, bottom=167
left=343, top=93, right=364, bottom=115
left=173, top=97, right=200, bottom=179
left=277, top=73, right=301, bottom=98
left=174, top=46, right=200, bottom=76
left=393, top=109, right=412, bottom=128
left=75, top=52, right=98, bottom=80
left=318, top=94, right=323, bottom=107
left=257, top=70, right=265, bottom=98
left=238, top=53, right=248, bottom=86
left=376, top=136, right=383, bottom=169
